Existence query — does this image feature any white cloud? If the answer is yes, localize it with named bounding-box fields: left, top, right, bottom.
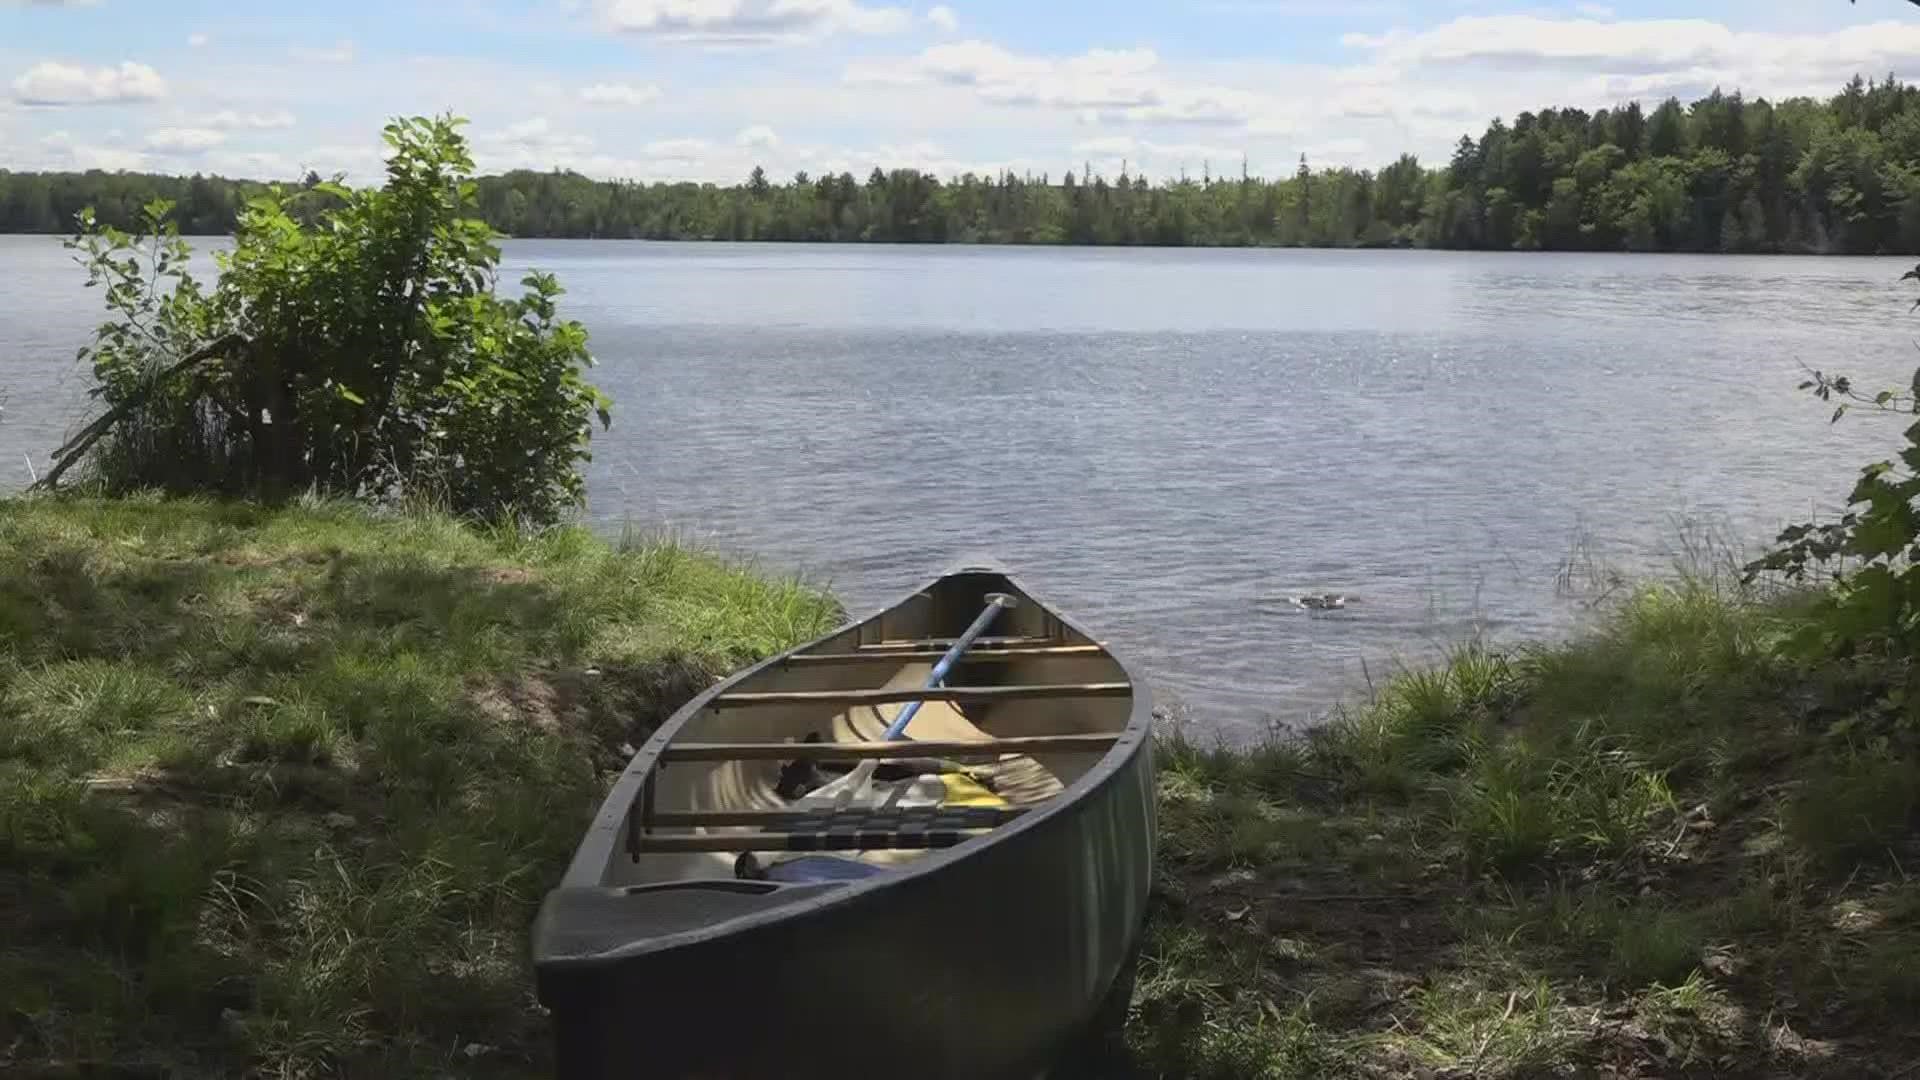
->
left=1319, top=14, right=1920, bottom=150
left=11, top=60, right=166, bottom=106
left=187, top=32, right=209, bottom=48
left=1070, top=134, right=1237, bottom=160
left=1353, top=16, right=1920, bottom=89
left=1070, top=135, right=1138, bottom=156
left=847, top=40, right=1281, bottom=127
left=1584, top=67, right=1737, bottom=102
left=495, top=116, right=593, bottom=151
left=795, top=138, right=1042, bottom=180
left=203, top=109, right=296, bottom=130
left=206, top=149, right=295, bottom=177
left=828, top=12, right=1920, bottom=178
left=293, top=142, right=388, bottom=182
left=599, top=0, right=911, bottom=44
left=1301, top=136, right=1368, bottom=161
left=145, top=127, right=227, bottom=153
left=291, top=39, right=356, bottom=64
left=580, top=81, right=663, bottom=106
left=735, top=123, right=779, bottom=147
left=643, top=137, right=711, bottom=162
left=472, top=117, right=599, bottom=170
left=1070, top=133, right=1250, bottom=177
left=1573, top=3, right=1613, bottom=17
left=1325, top=84, right=1477, bottom=122
left=15, top=8, right=1920, bottom=192
left=38, top=130, right=145, bottom=171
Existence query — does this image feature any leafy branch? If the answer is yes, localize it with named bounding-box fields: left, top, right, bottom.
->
left=1748, top=261, right=1920, bottom=652
left=45, top=116, right=611, bottom=524
left=34, top=333, right=248, bottom=491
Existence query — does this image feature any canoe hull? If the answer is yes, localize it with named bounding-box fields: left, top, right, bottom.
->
left=541, top=732, right=1152, bottom=1078
left=534, top=566, right=1155, bottom=1078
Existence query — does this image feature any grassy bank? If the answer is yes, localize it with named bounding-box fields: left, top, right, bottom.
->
left=1135, top=584, right=1920, bottom=1078
left=0, top=495, right=839, bottom=1077
left=8, top=496, right=1919, bottom=1078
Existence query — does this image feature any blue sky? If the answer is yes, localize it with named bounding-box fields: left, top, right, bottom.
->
left=5, top=1, right=1920, bottom=183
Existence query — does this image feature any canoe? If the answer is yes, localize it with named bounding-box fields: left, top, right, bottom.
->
left=532, top=562, right=1156, bottom=1079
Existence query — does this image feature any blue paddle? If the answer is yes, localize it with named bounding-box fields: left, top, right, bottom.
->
left=882, top=592, right=1019, bottom=741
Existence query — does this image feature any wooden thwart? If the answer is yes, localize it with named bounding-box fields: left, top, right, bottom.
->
left=638, top=830, right=992, bottom=854
left=648, top=805, right=1030, bottom=828
left=785, top=644, right=1106, bottom=665
left=857, top=635, right=1062, bottom=652
left=660, top=732, right=1119, bottom=763
left=712, top=681, right=1130, bottom=709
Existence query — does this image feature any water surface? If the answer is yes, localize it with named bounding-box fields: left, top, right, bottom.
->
left=3, top=237, right=1912, bottom=739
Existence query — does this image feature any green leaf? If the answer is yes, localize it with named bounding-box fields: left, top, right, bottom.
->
left=335, top=385, right=366, bottom=405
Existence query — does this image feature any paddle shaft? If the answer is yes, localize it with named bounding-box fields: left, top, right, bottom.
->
left=882, top=594, right=1014, bottom=741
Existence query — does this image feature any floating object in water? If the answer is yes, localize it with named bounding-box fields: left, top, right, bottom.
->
left=1296, top=593, right=1349, bottom=611
left=1256, top=592, right=1356, bottom=612
left=533, top=561, right=1154, bottom=1079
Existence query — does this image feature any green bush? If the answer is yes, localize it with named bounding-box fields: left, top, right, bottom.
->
left=55, top=116, right=610, bottom=524
left=1750, top=263, right=1920, bottom=657
left=1786, top=751, right=1920, bottom=869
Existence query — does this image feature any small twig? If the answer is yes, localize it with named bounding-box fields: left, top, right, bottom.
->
left=35, top=332, right=246, bottom=491
left=1837, top=862, right=1862, bottom=898
left=21, top=453, right=37, bottom=485
left=1663, top=817, right=1690, bottom=858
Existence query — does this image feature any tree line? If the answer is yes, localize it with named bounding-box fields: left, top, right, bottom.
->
left=8, top=75, right=1920, bottom=252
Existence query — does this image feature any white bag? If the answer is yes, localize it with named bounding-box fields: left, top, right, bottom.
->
left=794, top=760, right=947, bottom=813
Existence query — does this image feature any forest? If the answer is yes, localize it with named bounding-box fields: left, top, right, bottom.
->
left=9, top=75, right=1920, bottom=252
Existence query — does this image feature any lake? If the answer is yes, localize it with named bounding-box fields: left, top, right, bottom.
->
left=2, top=236, right=1915, bottom=740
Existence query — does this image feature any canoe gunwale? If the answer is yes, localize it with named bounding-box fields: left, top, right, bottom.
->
left=538, top=560, right=1154, bottom=970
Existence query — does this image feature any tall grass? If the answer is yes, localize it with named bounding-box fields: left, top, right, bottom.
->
left=0, top=495, right=840, bottom=1077
left=1137, top=573, right=1920, bottom=1075
left=1136, top=530, right=1920, bottom=1076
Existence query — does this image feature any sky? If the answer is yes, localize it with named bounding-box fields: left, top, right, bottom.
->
left=7, top=1, right=1920, bottom=185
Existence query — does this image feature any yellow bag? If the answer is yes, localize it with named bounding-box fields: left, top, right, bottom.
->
left=939, top=772, right=1007, bottom=808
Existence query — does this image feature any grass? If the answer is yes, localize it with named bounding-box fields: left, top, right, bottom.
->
left=11, top=495, right=1920, bottom=1078
left=1134, top=578, right=1920, bottom=1078
left=0, top=494, right=840, bottom=1078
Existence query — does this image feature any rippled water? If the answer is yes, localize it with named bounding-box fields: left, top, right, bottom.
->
left=3, top=236, right=1916, bottom=740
